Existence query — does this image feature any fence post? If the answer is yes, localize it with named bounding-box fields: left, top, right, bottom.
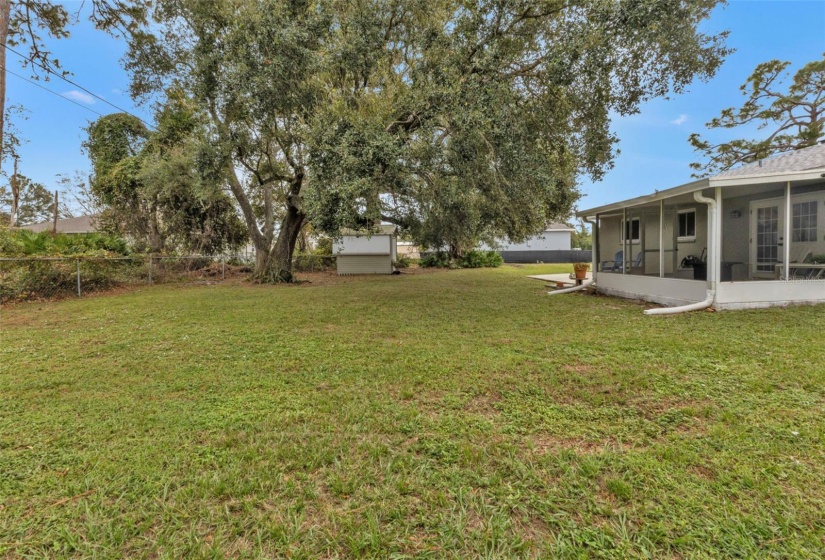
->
left=76, top=258, right=81, bottom=296
left=222, top=255, right=226, bottom=280
left=148, top=255, right=153, bottom=285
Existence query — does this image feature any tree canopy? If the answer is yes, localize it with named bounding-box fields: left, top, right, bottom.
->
left=84, top=93, right=247, bottom=254
left=0, top=1, right=150, bottom=154
left=689, top=54, right=825, bottom=176
left=124, top=0, right=730, bottom=278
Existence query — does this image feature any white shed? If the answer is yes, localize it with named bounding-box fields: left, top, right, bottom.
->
left=334, top=225, right=398, bottom=275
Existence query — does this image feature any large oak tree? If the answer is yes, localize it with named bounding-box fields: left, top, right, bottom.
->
left=125, top=0, right=730, bottom=280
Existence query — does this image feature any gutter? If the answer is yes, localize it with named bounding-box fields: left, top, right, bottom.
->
left=644, top=190, right=717, bottom=315
left=547, top=278, right=593, bottom=295
left=549, top=215, right=598, bottom=296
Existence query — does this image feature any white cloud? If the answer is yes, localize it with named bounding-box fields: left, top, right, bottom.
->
left=63, top=90, right=96, bottom=105
left=112, top=88, right=124, bottom=95
left=670, top=114, right=688, bottom=126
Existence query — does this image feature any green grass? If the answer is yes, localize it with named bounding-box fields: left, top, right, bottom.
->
left=1, top=264, right=823, bottom=558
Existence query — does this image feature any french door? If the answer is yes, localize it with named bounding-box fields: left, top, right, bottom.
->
left=750, top=198, right=784, bottom=278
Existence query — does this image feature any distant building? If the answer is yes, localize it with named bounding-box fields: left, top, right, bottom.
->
left=21, top=215, right=99, bottom=235
left=480, top=223, right=586, bottom=263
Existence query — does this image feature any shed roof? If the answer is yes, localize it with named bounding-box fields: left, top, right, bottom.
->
left=21, top=214, right=100, bottom=234
left=340, top=224, right=397, bottom=236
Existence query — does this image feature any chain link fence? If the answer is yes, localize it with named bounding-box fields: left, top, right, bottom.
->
left=0, top=255, right=262, bottom=304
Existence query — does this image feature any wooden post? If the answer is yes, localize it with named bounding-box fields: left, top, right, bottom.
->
left=76, top=259, right=81, bottom=296
left=52, top=190, right=59, bottom=234
left=148, top=256, right=153, bottom=284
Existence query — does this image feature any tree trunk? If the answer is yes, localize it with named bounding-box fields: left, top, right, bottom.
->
left=449, top=242, right=463, bottom=260
left=253, top=203, right=305, bottom=283
left=0, top=0, right=10, bottom=164
left=148, top=206, right=165, bottom=253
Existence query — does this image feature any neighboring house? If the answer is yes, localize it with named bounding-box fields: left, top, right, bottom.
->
left=397, top=241, right=420, bottom=259
left=21, top=215, right=99, bottom=234
left=334, top=225, right=398, bottom=275
left=577, top=142, right=825, bottom=310
left=480, top=223, right=586, bottom=263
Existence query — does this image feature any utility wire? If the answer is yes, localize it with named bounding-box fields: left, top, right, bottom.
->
left=3, top=65, right=107, bottom=119
left=2, top=43, right=155, bottom=130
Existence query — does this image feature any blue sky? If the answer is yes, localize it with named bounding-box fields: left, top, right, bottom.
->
left=3, top=0, right=824, bottom=215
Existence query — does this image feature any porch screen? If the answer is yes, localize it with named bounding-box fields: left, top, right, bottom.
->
left=792, top=201, right=817, bottom=242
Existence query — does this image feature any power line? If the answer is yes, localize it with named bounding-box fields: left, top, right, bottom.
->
left=3, top=65, right=107, bottom=119
left=2, top=43, right=155, bottom=130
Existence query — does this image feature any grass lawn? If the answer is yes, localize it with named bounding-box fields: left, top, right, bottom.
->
left=1, top=264, right=824, bottom=558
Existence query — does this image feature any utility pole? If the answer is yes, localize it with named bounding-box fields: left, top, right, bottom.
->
left=9, top=155, right=19, bottom=227
left=0, top=0, right=11, bottom=161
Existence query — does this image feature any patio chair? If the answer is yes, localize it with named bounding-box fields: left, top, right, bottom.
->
left=600, top=250, right=623, bottom=272
left=600, top=250, right=642, bottom=273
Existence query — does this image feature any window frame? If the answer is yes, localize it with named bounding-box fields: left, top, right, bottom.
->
left=621, top=217, right=641, bottom=244
left=791, top=200, right=818, bottom=243
left=677, top=208, right=697, bottom=242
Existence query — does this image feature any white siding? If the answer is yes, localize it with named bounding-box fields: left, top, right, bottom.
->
left=333, top=234, right=394, bottom=255
left=337, top=255, right=393, bottom=275
left=479, top=230, right=572, bottom=251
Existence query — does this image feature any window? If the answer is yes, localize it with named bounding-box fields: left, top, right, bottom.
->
left=792, top=201, right=818, bottom=242
left=678, top=209, right=696, bottom=241
left=622, top=218, right=640, bottom=243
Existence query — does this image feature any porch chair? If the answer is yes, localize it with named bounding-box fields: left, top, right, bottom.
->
left=600, top=250, right=642, bottom=273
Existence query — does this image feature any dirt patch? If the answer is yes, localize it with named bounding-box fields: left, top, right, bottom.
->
left=529, top=433, right=637, bottom=455
left=563, top=363, right=596, bottom=374
left=464, top=393, right=502, bottom=416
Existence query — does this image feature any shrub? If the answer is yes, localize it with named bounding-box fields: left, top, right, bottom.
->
left=293, top=254, right=336, bottom=272
left=393, top=255, right=411, bottom=269
left=420, top=251, right=451, bottom=268
left=0, top=229, right=130, bottom=257
left=313, top=237, right=333, bottom=256
left=420, top=250, right=502, bottom=268
left=458, top=250, right=503, bottom=268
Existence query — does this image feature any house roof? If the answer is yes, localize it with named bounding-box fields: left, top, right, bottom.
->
left=577, top=142, right=825, bottom=217
left=545, top=222, right=575, bottom=232
left=713, top=142, right=825, bottom=179
left=21, top=215, right=100, bottom=234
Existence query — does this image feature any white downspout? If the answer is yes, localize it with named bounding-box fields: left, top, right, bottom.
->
left=645, top=190, right=717, bottom=315
left=547, top=278, right=594, bottom=295
left=549, top=216, right=597, bottom=296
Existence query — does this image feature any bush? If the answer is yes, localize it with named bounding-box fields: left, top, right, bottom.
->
left=313, top=237, right=333, bottom=256
left=457, top=250, right=503, bottom=269
left=393, top=255, right=411, bottom=269
left=1, top=260, right=79, bottom=302
left=293, top=254, right=336, bottom=272
left=0, top=229, right=130, bottom=257
left=420, top=252, right=452, bottom=268
left=420, top=250, right=503, bottom=268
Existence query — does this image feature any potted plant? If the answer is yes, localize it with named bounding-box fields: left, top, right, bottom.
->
left=573, top=262, right=591, bottom=280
